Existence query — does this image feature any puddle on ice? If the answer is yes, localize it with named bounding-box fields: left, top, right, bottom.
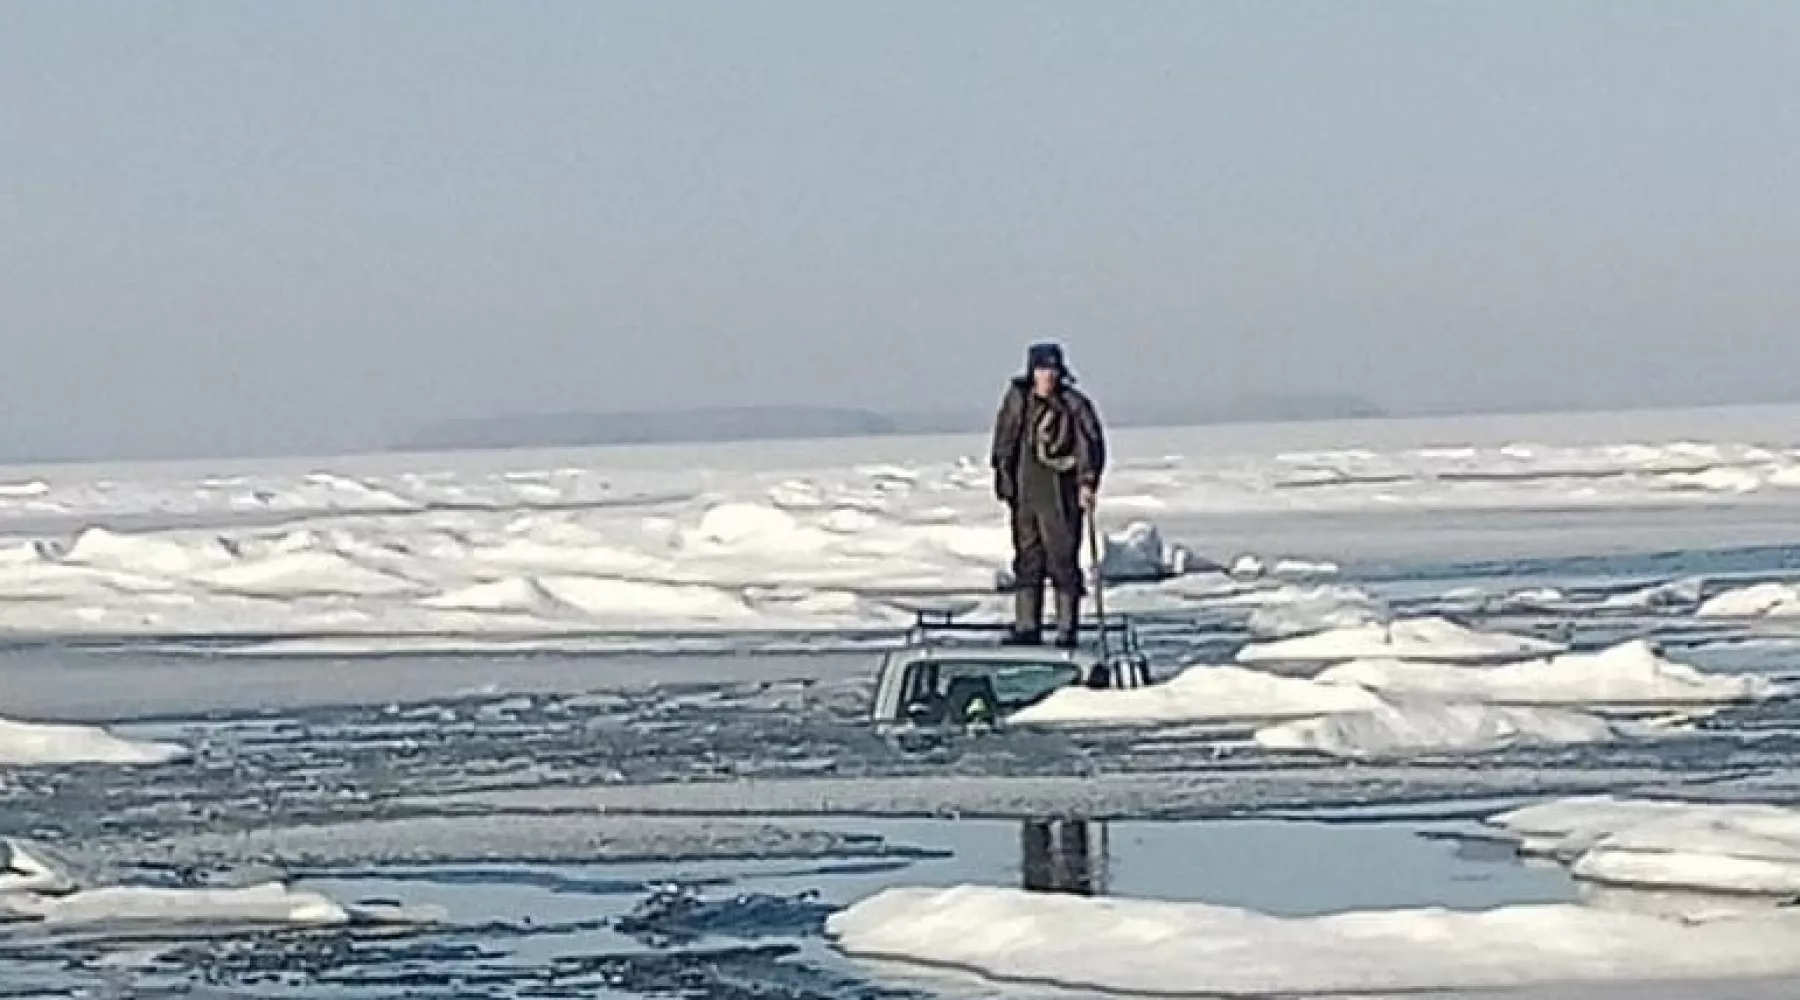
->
left=1678, top=636, right=1800, bottom=678
left=790, top=815, right=1575, bottom=916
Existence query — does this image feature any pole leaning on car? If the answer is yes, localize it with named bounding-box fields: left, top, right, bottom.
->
left=1086, top=506, right=1109, bottom=662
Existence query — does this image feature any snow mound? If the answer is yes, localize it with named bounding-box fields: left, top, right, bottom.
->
left=193, top=551, right=419, bottom=598
left=1235, top=584, right=1386, bottom=639
left=473, top=535, right=665, bottom=579
left=1491, top=796, right=1800, bottom=896
left=1010, top=664, right=1384, bottom=726
left=1498, top=586, right=1570, bottom=611
left=767, top=479, right=828, bottom=510
left=1230, top=554, right=1341, bottom=578
left=533, top=576, right=757, bottom=624
left=0, top=837, right=427, bottom=933
left=1576, top=809, right=1800, bottom=896
left=419, top=576, right=584, bottom=617
left=1697, top=582, right=1800, bottom=619
left=301, top=471, right=415, bottom=510
left=0, top=716, right=186, bottom=767
left=1317, top=640, right=1781, bottom=705
left=1489, top=795, right=1705, bottom=857
left=1445, top=584, right=1695, bottom=617
left=1011, top=640, right=1765, bottom=757
left=0, top=479, right=50, bottom=499
left=1094, top=520, right=1197, bottom=581
left=1237, top=616, right=1565, bottom=665
left=686, top=502, right=834, bottom=554
left=1665, top=466, right=1765, bottom=493
left=0, top=457, right=1223, bottom=640
left=0, top=881, right=350, bottom=927
left=0, top=839, right=77, bottom=895
left=0, top=557, right=176, bottom=600
left=1253, top=702, right=1621, bottom=760
left=1601, top=576, right=1707, bottom=610
left=63, top=527, right=238, bottom=576
left=827, top=885, right=1800, bottom=995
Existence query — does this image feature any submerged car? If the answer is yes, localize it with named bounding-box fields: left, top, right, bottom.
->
left=871, top=609, right=1153, bottom=728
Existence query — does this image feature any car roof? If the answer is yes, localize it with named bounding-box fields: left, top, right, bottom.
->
left=884, top=645, right=1103, bottom=667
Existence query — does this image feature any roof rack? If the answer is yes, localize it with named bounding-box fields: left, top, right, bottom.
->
left=903, top=607, right=1142, bottom=655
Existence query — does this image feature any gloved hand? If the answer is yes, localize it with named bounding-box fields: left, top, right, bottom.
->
left=995, top=474, right=1016, bottom=505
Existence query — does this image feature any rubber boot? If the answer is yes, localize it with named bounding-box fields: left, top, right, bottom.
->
left=1053, top=589, right=1081, bottom=649
left=1005, top=584, right=1044, bottom=645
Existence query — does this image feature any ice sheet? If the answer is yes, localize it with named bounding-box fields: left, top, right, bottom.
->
left=1317, top=640, right=1783, bottom=705
left=1254, top=702, right=1622, bottom=759
left=0, top=882, right=350, bottom=927
left=828, top=885, right=1800, bottom=995
left=2, top=412, right=1800, bottom=643
left=1015, top=638, right=1762, bottom=757
left=1237, top=617, right=1565, bottom=664
left=1009, top=664, right=1385, bottom=725
left=0, top=840, right=77, bottom=895
left=1490, top=796, right=1800, bottom=896
left=0, top=716, right=185, bottom=767
left=1697, top=582, right=1800, bottom=619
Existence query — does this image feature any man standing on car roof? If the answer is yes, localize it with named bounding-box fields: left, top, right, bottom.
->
left=990, top=341, right=1107, bottom=648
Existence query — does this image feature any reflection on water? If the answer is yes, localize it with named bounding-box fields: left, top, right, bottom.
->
left=1019, top=817, right=1108, bottom=896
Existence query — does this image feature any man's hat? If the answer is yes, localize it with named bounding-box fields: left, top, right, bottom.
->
left=1026, top=342, right=1066, bottom=372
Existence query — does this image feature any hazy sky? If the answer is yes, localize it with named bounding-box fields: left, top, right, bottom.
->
left=5, top=2, right=1799, bottom=458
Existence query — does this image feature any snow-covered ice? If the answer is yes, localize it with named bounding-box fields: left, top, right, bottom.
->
left=1253, top=702, right=1623, bottom=759
left=1697, top=582, right=1800, bottom=619
left=0, top=496, right=1205, bottom=643
left=1455, top=578, right=1711, bottom=616
left=828, top=885, right=1800, bottom=995
left=0, top=408, right=1798, bottom=644
left=1488, top=795, right=1703, bottom=859
left=0, top=715, right=185, bottom=767
left=1205, top=583, right=1387, bottom=638
left=1316, top=640, right=1784, bottom=706
left=14, top=406, right=1800, bottom=993
left=1009, top=664, right=1386, bottom=726
left=0, top=840, right=78, bottom=895
left=1237, top=616, right=1566, bottom=665
left=0, top=837, right=398, bottom=935
left=1603, top=576, right=1708, bottom=610
left=1490, top=796, right=1800, bottom=897
left=1014, top=639, right=1771, bottom=758
left=0, top=881, right=351, bottom=927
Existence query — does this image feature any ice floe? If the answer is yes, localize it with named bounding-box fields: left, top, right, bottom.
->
left=1316, top=640, right=1783, bottom=706
left=1236, top=616, right=1565, bottom=665
left=0, top=881, right=351, bottom=927
left=1490, top=796, right=1800, bottom=897
left=1253, top=702, right=1622, bottom=759
left=828, top=885, right=1800, bottom=995
left=0, top=836, right=428, bottom=933
left=1009, top=665, right=1385, bottom=726
left=1014, top=639, right=1773, bottom=759
left=0, top=716, right=185, bottom=767
left=1697, top=582, right=1800, bottom=619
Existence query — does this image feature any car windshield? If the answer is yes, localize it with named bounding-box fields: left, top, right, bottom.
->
left=934, top=659, right=1081, bottom=708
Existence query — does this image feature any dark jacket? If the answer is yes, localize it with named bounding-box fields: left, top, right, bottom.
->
left=990, top=377, right=1106, bottom=503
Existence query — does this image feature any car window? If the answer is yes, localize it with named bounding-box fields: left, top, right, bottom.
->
left=933, top=659, right=1081, bottom=708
